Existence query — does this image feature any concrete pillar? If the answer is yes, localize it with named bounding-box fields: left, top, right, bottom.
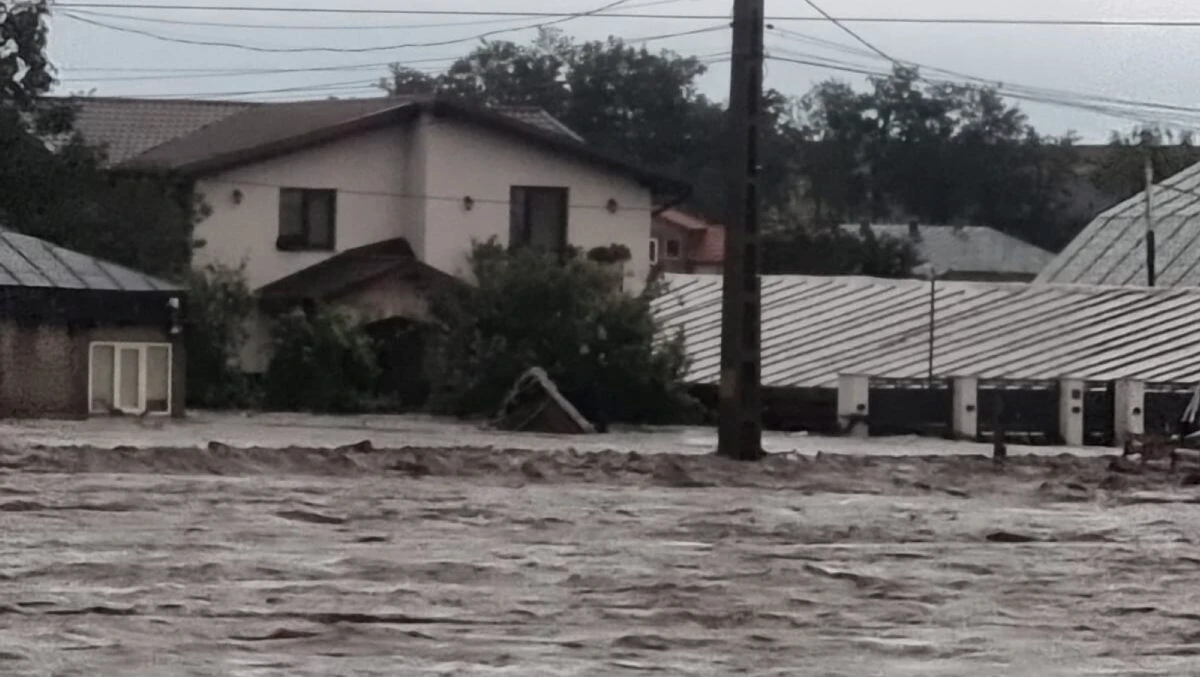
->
left=1114, top=379, right=1146, bottom=445
left=1059, top=378, right=1085, bottom=447
left=837, top=374, right=870, bottom=438
left=952, top=377, right=978, bottom=440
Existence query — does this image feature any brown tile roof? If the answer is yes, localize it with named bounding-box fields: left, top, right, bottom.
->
left=91, top=95, right=687, bottom=195
left=63, top=96, right=587, bottom=168
left=127, top=97, right=422, bottom=174
left=257, top=238, right=455, bottom=305
left=64, top=97, right=259, bottom=165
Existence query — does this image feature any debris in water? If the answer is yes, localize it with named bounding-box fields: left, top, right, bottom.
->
left=494, top=367, right=596, bottom=435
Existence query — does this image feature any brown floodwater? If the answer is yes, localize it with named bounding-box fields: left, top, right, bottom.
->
left=1, top=445, right=1199, bottom=676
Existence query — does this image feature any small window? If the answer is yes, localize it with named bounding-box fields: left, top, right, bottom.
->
left=278, top=188, right=336, bottom=251
left=665, top=238, right=682, bottom=259
left=649, top=238, right=660, bottom=265
left=510, top=186, right=568, bottom=253
left=90, top=342, right=172, bottom=415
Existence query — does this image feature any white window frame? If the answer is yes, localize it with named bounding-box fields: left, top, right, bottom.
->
left=88, top=342, right=173, bottom=416
left=649, top=238, right=660, bottom=265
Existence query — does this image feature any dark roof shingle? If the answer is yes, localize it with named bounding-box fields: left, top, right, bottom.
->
left=0, top=229, right=179, bottom=292
left=65, top=97, right=259, bottom=165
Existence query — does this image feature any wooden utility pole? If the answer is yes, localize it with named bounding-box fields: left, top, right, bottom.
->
left=717, top=0, right=766, bottom=461
left=1144, top=139, right=1157, bottom=287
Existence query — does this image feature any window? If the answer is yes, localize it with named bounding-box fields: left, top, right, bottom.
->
left=665, top=238, right=682, bottom=259
left=89, top=343, right=172, bottom=415
left=510, top=186, right=568, bottom=253
left=649, top=238, right=660, bottom=265
left=278, top=188, right=336, bottom=251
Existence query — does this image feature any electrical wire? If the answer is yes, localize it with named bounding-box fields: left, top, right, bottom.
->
left=51, top=5, right=1200, bottom=28
left=800, top=0, right=894, bottom=63
left=61, top=0, right=691, bottom=31
left=59, top=0, right=641, bottom=55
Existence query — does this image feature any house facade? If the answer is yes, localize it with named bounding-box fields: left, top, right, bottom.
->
left=651, top=209, right=724, bottom=275
left=0, top=229, right=185, bottom=419
left=72, top=96, right=687, bottom=372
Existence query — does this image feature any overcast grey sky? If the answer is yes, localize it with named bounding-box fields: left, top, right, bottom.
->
left=45, top=0, right=1200, bottom=141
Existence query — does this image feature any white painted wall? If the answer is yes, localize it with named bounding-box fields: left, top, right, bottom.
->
left=192, top=125, right=415, bottom=291
left=419, top=115, right=654, bottom=293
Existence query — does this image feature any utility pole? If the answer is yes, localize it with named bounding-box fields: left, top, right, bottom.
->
left=1143, top=130, right=1157, bottom=287
left=717, top=0, right=766, bottom=461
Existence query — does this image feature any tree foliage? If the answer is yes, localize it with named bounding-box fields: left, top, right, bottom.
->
left=794, top=66, right=1079, bottom=250
left=426, top=241, right=694, bottom=426
left=264, top=307, right=381, bottom=413
left=381, top=29, right=800, bottom=219
left=1090, top=126, right=1200, bottom=203
left=185, top=263, right=257, bottom=408
left=762, top=225, right=922, bottom=278
left=0, top=1, right=199, bottom=278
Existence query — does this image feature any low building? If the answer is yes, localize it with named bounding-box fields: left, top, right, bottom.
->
left=651, top=208, right=724, bottom=274
left=843, top=222, right=1055, bottom=282
left=0, top=229, right=185, bottom=419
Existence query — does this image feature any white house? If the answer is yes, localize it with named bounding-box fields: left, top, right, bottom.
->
left=71, top=95, right=689, bottom=371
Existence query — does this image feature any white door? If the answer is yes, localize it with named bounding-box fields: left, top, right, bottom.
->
left=90, top=343, right=172, bottom=415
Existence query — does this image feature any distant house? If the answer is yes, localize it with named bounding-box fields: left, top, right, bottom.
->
left=842, top=223, right=1055, bottom=282
left=651, top=208, right=724, bottom=275
left=67, top=95, right=688, bottom=372
left=0, top=228, right=184, bottom=419
left=1037, top=160, right=1200, bottom=288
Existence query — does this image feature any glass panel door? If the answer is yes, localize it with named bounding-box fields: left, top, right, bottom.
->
left=116, top=347, right=142, bottom=413
left=145, top=346, right=171, bottom=413
left=90, top=345, right=115, bottom=413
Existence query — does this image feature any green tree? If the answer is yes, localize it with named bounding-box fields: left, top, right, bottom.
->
left=185, top=263, right=258, bottom=408
left=427, top=241, right=694, bottom=426
left=1091, top=126, right=1200, bottom=202
left=0, top=1, right=200, bottom=277
left=264, top=307, right=381, bottom=413
left=797, top=66, right=1078, bottom=250
left=761, top=225, right=922, bottom=278
left=381, top=30, right=799, bottom=219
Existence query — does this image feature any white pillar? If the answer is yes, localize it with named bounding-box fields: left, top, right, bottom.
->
left=1114, top=379, right=1146, bottom=445
left=1059, top=378, right=1085, bottom=447
left=837, top=374, right=870, bottom=438
left=952, top=377, right=978, bottom=440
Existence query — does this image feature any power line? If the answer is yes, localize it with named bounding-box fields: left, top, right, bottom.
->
left=50, top=5, right=1200, bottom=28
left=767, top=30, right=1200, bottom=126
left=801, top=0, right=894, bottom=63
left=59, top=0, right=642, bottom=55
left=61, top=0, right=689, bottom=30
left=59, top=11, right=726, bottom=56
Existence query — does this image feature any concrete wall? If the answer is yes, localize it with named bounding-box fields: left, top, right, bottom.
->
left=420, top=115, right=655, bottom=293
left=0, top=321, right=183, bottom=419
left=193, top=125, right=415, bottom=291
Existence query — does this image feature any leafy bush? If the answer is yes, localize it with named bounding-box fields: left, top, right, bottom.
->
left=427, top=240, right=695, bottom=427
left=185, top=263, right=258, bottom=408
left=263, top=306, right=381, bottom=413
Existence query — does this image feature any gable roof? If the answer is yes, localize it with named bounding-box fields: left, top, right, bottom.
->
left=842, top=223, right=1054, bottom=277
left=257, top=237, right=456, bottom=305
left=1036, top=160, right=1200, bottom=287
left=64, top=97, right=260, bottom=165
left=0, top=229, right=179, bottom=292
left=109, top=95, right=687, bottom=195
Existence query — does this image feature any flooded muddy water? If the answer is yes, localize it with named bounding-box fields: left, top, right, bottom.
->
left=1, top=445, right=1198, bottom=676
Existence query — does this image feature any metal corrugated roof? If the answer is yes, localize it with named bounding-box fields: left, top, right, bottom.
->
left=841, top=224, right=1054, bottom=277
left=1036, top=160, right=1200, bottom=287
left=654, top=273, right=1200, bottom=388
left=0, top=230, right=180, bottom=292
